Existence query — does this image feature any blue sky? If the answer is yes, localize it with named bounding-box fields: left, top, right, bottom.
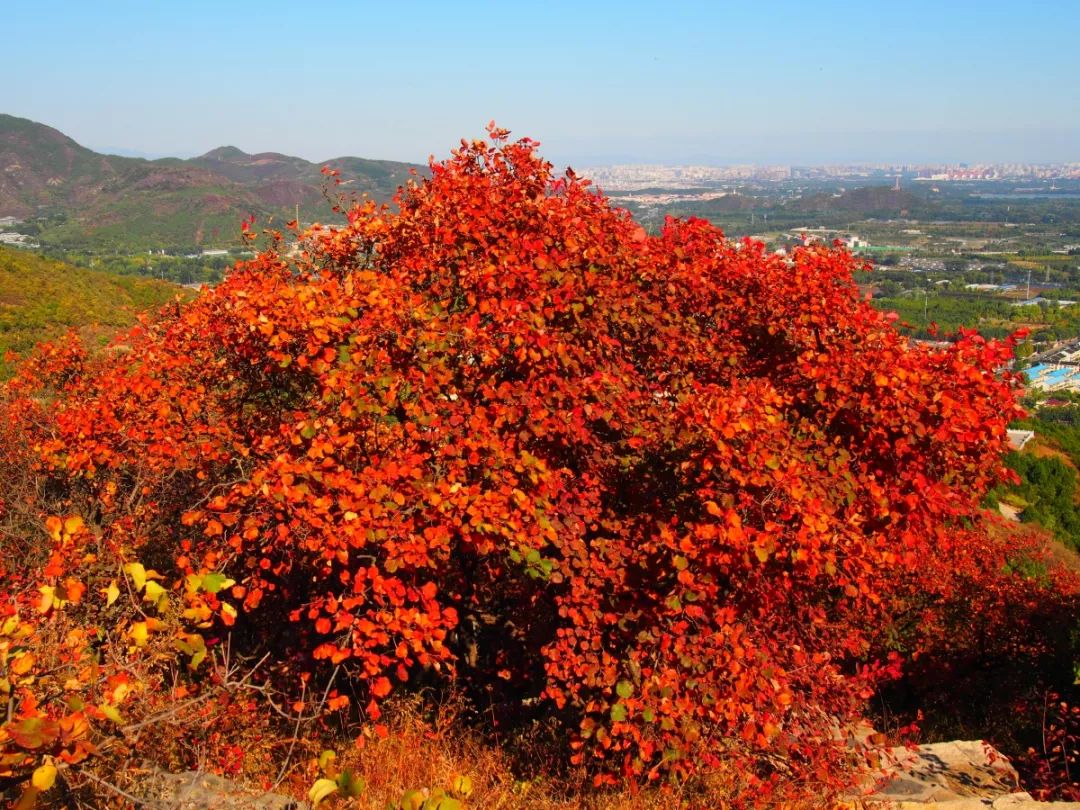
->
left=3, top=0, right=1078, bottom=165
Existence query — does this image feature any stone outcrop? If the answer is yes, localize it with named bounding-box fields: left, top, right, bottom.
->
left=850, top=740, right=1080, bottom=809
left=135, top=769, right=307, bottom=809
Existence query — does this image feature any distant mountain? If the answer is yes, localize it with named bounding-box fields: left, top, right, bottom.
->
left=786, top=186, right=927, bottom=216
left=0, top=114, right=424, bottom=249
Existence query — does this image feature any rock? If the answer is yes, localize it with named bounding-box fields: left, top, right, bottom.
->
left=849, top=739, right=1080, bottom=809
left=135, top=769, right=308, bottom=809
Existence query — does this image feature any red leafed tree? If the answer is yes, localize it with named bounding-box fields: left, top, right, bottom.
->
left=1, top=124, right=1071, bottom=804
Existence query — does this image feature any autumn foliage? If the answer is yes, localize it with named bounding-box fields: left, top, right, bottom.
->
left=1, top=125, right=1077, bottom=806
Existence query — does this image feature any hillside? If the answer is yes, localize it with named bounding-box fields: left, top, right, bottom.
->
left=0, top=113, right=423, bottom=249
left=0, top=245, right=184, bottom=375
left=786, top=185, right=929, bottom=216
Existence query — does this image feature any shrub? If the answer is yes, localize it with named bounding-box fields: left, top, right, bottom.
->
left=0, top=125, right=1066, bottom=806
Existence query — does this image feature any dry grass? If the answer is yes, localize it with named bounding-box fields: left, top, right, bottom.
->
left=67, top=689, right=833, bottom=809
left=285, top=694, right=727, bottom=810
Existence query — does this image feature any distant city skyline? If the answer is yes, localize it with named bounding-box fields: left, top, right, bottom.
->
left=3, top=0, right=1078, bottom=166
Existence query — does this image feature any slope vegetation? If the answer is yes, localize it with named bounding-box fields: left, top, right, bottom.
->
left=0, top=245, right=183, bottom=375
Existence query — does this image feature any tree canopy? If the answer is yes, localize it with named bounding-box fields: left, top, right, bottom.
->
left=1, top=126, right=1075, bottom=807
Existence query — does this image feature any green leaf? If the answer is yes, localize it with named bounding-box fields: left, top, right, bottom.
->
left=610, top=702, right=628, bottom=722
left=200, top=572, right=234, bottom=594
left=337, top=769, right=365, bottom=797
left=616, top=680, right=634, bottom=699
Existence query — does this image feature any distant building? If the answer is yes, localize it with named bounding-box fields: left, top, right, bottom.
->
left=1007, top=430, right=1035, bottom=451
left=841, top=234, right=869, bottom=249
left=1023, top=362, right=1080, bottom=392
left=1009, top=297, right=1079, bottom=308
left=0, top=232, right=39, bottom=248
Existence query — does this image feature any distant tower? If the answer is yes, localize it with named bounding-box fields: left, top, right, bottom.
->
left=893, top=174, right=902, bottom=191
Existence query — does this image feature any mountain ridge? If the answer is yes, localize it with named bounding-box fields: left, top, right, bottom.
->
left=0, top=113, right=425, bottom=249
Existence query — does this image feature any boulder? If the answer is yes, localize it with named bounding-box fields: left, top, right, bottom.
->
left=850, top=739, right=1080, bottom=809
left=135, top=769, right=307, bottom=809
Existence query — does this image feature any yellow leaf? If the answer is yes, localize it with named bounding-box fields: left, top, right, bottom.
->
left=10, top=652, right=35, bottom=676
left=31, top=763, right=57, bottom=791
left=130, top=621, right=149, bottom=647
left=143, top=581, right=167, bottom=604
left=63, top=516, right=84, bottom=537
left=125, top=562, right=147, bottom=591
left=318, top=749, right=337, bottom=773
left=37, top=586, right=56, bottom=614
left=451, top=774, right=474, bottom=797
left=183, top=603, right=213, bottom=624
left=308, top=778, right=339, bottom=806
left=104, top=580, right=120, bottom=606
left=100, top=703, right=124, bottom=724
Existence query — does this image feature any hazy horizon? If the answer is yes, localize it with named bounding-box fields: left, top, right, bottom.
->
left=3, top=0, right=1078, bottom=167
left=75, top=127, right=1080, bottom=168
